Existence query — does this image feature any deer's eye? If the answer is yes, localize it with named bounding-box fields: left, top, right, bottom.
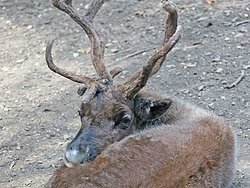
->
left=121, top=115, right=132, bottom=124
left=114, top=114, right=132, bottom=130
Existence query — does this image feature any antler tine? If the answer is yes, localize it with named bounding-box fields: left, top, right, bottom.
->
left=51, top=0, right=112, bottom=81
left=150, top=0, right=178, bottom=76
left=46, top=40, right=95, bottom=86
left=85, top=0, right=105, bottom=23
left=122, top=0, right=181, bottom=99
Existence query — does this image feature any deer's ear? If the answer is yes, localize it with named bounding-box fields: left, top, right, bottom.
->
left=134, top=94, right=172, bottom=121
left=149, top=99, right=172, bottom=120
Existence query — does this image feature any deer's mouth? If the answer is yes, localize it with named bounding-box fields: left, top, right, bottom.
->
left=64, top=126, right=99, bottom=167
left=64, top=145, right=98, bottom=167
left=64, top=146, right=88, bottom=167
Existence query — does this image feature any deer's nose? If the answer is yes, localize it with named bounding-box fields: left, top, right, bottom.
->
left=64, top=140, right=87, bottom=166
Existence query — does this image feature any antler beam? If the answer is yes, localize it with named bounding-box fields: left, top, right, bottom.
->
left=46, top=40, right=95, bottom=86
left=122, top=0, right=181, bottom=99
left=49, top=0, right=111, bottom=81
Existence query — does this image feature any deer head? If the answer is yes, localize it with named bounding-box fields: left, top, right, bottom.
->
left=45, top=0, right=181, bottom=167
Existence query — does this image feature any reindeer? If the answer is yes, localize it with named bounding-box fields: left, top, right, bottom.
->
left=45, top=0, right=236, bottom=187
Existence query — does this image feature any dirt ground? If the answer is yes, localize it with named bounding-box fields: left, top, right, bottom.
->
left=0, top=0, right=249, bottom=187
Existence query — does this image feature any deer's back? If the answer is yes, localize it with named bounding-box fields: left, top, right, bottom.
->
left=46, top=113, right=235, bottom=188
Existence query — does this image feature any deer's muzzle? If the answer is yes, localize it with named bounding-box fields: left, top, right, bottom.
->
left=64, top=127, right=97, bottom=167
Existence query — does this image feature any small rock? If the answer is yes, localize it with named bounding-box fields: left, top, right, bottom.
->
left=198, top=85, right=205, bottom=91
left=181, top=63, right=197, bottom=69
left=24, top=127, right=31, bottom=131
left=111, top=49, right=119, bottom=53
left=0, top=102, right=5, bottom=109
left=212, top=56, right=221, bottom=62
left=16, top=145, right=22, bottom=150
left=197, top=16, right=208, bottom=22
left=63, top=134, right=71, bottom=141
left=27, top=25, right=33, bottom=30
left=106, top=42, right=113, bottom=47
left=16, top=58, right=26, bottom=64
left=122, top=70, right=129, bottom=75
left=73, top=53, right=79, bottom=57
left=43, top=108, right=51, bottom=112
left=220, top=96, right=226, bottom=100
left=6, top=20, right=12, bottom=25
left=1, top=67, right=10, bottom=72
left=208, top=103, right=214, bottom=109
left=58, top=142, right=64, bottom=146
left=216, top=68, right=223, bottom=73
left=234, top=33, right=243, bottom=38
left=224, top=10, right=231, bottom=17
left=49, top=133, right=56, bottom=137
left=4, top=107, right=10, bottom=112
left=25, top=179, right=33, bottom=186
left=218, top=111, right=225, bottom=116
left=9, top=161, right=16, bottom=169
left=239, top=28, right=248, bottom=33
left=182, top=89, right=190, bottom=94
left=84, top=3, right=90, bottom=10
left=231, top=17, right=239, bottom=23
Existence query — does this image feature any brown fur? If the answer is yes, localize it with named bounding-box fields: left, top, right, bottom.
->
left=45, top=1, right=235, bottom=187
left=45, top=95, right=236, bottom=188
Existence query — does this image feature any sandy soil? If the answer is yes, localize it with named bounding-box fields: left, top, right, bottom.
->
left=0, top=0, right=249, bottom=187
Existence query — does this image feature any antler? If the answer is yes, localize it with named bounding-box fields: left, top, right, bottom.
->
left=121, top=0, right=181, bottom=99
left=46, top=0, right=112, bottom=85
left=46, top=40, right=96, bottom=87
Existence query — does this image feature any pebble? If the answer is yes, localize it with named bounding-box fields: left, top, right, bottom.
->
left=25, top=179, right=33, bottom=186
left=73, top=53, right=79, bottom=57
left=220, top=96, right=226, bottom=100
left=37, top=161, right=43, bottom=164
left=16, top=58, right=26, bottom=64
left=239, top=28, right=248, bottom=33
left=181, top=63, right=197, bottom=68
left=208, top=103, right=214, bottom=109
left=234, top=33, right=243, bottom=38
left=216, top=68, right=223, bottom=73
left=24, top=126, right=31, bottom=131
left=27, top=25, right=33, bottom=30
left=0, top=102, right=5, bottom=109
left=122, top=70, right=129, bottom=75
left=9, top=161, right=16, bottom=169
left=63, top=134, right=71, bottom=141
left=16, top=145, right=22, bottom=150
left=111, top=49, right=119, bottom=53
left=212, top=56, right=221, bottom=62
left=105, top=43, right=113, bottom=47
left=4, top=107, right=10, bottom=112
left=198, top=85, right=205, bottom=91
left=1, top=67, right=10, bottom=72
left=224, top=10, right=231, bottom=17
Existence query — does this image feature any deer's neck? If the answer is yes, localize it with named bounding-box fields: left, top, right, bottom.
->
left=162, top=98, right=210, bottom=123
left=138, top=97, right=210, bottom=131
